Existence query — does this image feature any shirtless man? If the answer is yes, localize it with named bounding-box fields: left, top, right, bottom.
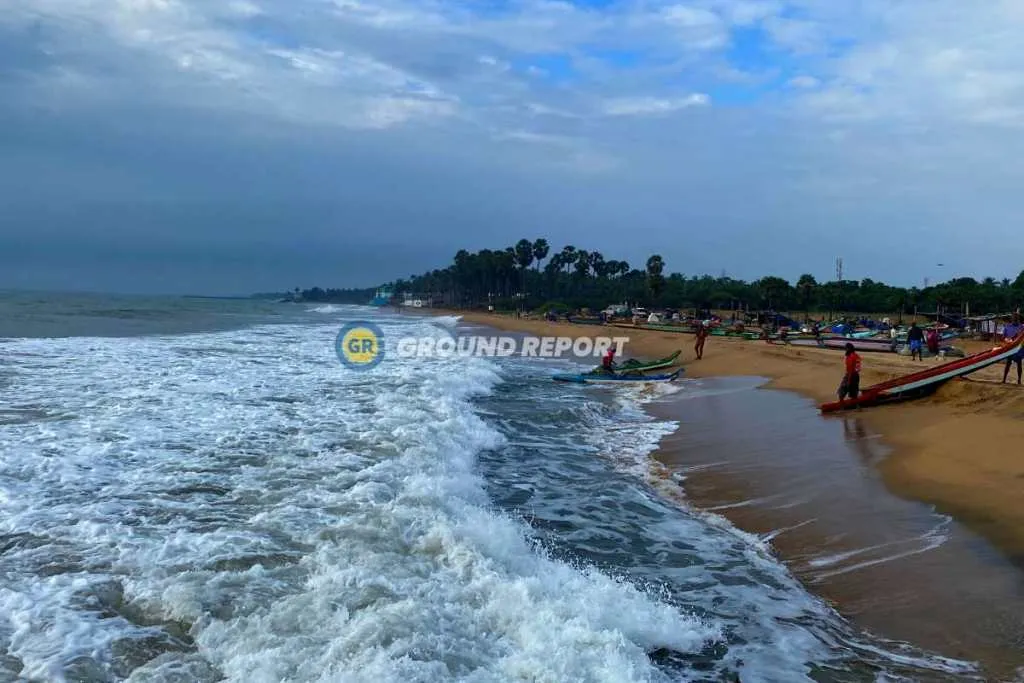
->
left=694, top=320, right=709, bottom=360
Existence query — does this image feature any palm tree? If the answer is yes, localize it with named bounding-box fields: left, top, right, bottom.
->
left=646, top=254, right=665, bottom=305
left=796, top=273, right=818, bottom=320
left=560, top=245, right=577, bottom=274
left=532, top=239, right=549, bottom=272
left=514, top=239, right=534, bottom=309
left=574, top=250, right=590, bottom=279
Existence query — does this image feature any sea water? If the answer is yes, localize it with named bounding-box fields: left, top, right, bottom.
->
left=0, top=295, right=980, bottom=681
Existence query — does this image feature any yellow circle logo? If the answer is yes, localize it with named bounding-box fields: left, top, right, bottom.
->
left=336, top=322, right=384, bottom=370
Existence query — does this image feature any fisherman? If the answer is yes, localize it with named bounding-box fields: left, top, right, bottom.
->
left=838, top=342, right=862, bottom=401
left=907, top=322, right=925, bottom=361
left=694, top=320, right=709, bottom=360
left=926, top=327, right=940, bottom=355
left=1002, top=314, right=1023, bottom=384
left=601, top=345, right=617, bottom=374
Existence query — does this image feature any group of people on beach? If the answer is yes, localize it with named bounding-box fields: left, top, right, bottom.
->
left=903, top=322, right=941, bottom=361
left=837, top=313, right=1024, bottom=402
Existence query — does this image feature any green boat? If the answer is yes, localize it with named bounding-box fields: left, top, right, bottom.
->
left=612, top=349, right=681, bottom=372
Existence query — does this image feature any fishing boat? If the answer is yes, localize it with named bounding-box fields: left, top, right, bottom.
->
left=820, top=337, right=897, bottom=353
left=552, top=368, right=683, bottom=384
left=613, top=350, right=681, bottom=372
left=819, top=332, right=1024, bottom=413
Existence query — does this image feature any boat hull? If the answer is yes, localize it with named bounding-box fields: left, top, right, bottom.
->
left=821, top=338, right=897, bottom=353
left=820, top=333, right=1024, bottom=413
left=552, top=369, right=683, bottom=384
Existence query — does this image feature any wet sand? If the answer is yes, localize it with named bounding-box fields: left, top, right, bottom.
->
left=647, top=377, right=1024, bottom=679
left=441, top=312, right=1024, bottom=562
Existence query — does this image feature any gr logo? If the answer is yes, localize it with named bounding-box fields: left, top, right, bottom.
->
left=335, top=321, right=385, bottom=370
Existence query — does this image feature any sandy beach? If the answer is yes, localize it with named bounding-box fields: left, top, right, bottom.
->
left=444, top=311, right=1024, bottom=563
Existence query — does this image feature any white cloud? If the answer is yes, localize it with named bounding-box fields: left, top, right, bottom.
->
left=601, top=94, right=711, bottom=117
left=787, top=75, right=819, bottom=89
left=713, top=0, right=782, bottom=27
left=787, top=1, right=1024, bottom=127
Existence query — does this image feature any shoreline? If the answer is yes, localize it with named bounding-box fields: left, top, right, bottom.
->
left=644, top=377, right=1024, bottom=677
left=424, top=309, right=1024, bottom=563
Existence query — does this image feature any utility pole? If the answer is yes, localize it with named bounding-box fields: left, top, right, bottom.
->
left=835, top=257, right=843, bottom=320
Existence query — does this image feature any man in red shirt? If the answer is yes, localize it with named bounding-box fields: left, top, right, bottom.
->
left=601, top=346, right=616, bottom=373
left=839, top=342, right=862, bottom=400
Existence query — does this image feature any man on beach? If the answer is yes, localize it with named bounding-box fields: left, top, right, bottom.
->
left=838, top=343, right=862, bottom=401
left=1002, top=314, right=1023, bottom=384
left=907, top=322, right=924, bottom=361
left=694, top=320, right=709, bottom=360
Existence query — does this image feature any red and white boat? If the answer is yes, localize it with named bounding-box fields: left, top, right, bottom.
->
left=819, top=331, right=1024, bottom=413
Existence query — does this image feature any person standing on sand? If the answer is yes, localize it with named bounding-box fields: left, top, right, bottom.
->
left=838, top=342, right=862, bottom=401
left=694, top=320, right=709, bottom=360
left=1002, top=314, right=1024, bottom=384
left=907, top=322, right=924, bottom=361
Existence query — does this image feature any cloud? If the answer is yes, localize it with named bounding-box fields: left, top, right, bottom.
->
left=601, top=94, right=711, bottom=116
left=2, top=0, right=1024, bottom=293
left=787, top=75, right=819, bottom=89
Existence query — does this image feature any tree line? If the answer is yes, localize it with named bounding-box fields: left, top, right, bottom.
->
left=279, top=239, right=1024, bottom=317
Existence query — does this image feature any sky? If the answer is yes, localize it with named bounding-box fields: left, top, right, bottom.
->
left=2, top=0, right=1024, bottom=295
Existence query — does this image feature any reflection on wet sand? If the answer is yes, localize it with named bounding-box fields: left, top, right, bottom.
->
left=648, top=376, right=1024, bottom=680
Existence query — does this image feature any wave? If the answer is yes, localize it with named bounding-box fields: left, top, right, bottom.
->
left=306, top=304, right=344, bottom=314
left=0, top=319, right=721, bottom=682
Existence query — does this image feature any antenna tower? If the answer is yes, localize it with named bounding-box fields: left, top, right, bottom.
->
left=835, top=257, right=843, bottom=282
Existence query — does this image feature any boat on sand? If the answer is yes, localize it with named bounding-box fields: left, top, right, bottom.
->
left=820, top=337, right=897, bottom=353
left=819, top=331, right=1024, bottom=413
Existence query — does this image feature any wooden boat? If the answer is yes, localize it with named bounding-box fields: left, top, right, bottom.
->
left=552, top=368, right=683, bottom=384
left=819, top=332, right=1024, bottom=413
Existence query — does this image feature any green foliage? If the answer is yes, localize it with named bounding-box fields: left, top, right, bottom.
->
left=537, top=301, right=570, bottom=313
left=287, top=243, right=1024, bottom=315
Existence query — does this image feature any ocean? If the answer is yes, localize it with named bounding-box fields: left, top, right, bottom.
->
left=0, top=293, right=981, bottom=682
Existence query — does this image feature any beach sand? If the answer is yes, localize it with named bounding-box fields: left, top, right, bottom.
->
left=446, top=312, right=1024, bottom=561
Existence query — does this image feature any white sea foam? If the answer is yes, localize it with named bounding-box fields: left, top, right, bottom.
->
left=0, top=320, right=720, bottom=682
left=307, top=304, right=344, bottom=314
